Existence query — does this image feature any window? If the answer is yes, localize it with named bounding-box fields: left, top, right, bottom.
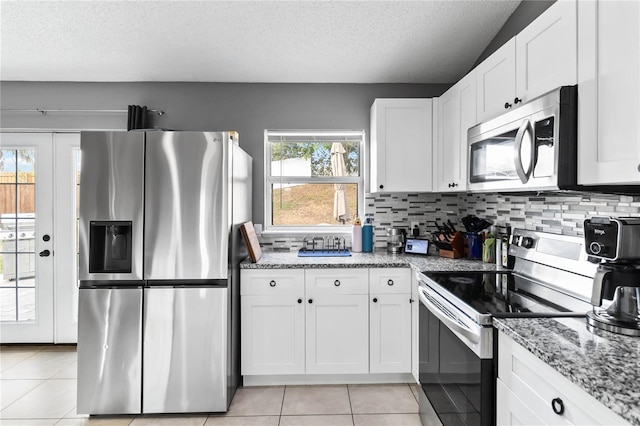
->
left=265, top=130, right=364, bottom=232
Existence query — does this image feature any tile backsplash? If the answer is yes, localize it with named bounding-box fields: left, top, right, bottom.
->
left=257, top=191, right=640, bottom=249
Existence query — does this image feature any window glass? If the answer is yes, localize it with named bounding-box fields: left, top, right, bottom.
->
left=266, top=131, right=364, bottom=230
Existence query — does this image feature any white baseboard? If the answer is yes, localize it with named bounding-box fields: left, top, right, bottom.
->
left=242, top=373, right=415, bottom=387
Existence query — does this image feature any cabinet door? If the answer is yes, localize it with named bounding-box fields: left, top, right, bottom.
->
left=370, top=99, right=433, bottom=192
left=435, top=85, right=460, bottom=192
left=516, top=0, right=577, bottom=102
left=435, top=72, right=476, bottom=192
left=241, top=295, right=305, bottom=375
left=476, top=38, right=516, bottom=123
left=370, top=293, right=411, bottom=374
left=496, top=379, right=545, bottom=426
left=305, top=294, right=368, bottom=374
left=578, top=0, right=640, bottom=185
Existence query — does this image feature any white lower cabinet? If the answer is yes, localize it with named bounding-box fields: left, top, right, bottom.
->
left=497, top=331, right=628, bottom=425
left=241, top=267, right=413, bottom=378
left=369, top=293, right=411, bottom=373
left=369, top=268, right=412, bottom=374
left=241, top=270, right=305, bottom=375
left=496, top=379, right=544, bottom=426
left=306, top=294, right=369, bottom=374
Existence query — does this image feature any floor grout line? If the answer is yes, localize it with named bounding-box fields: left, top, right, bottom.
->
left=346, top=384, right=355, bottom=426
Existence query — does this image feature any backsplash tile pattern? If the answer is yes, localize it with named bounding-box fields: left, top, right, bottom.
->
left=256, top=191, right=640, bottom=250
left=461, top=192, right=640, bottom=237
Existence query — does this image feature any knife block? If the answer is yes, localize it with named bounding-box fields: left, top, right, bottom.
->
left=438, top=232, right=464, bottom=259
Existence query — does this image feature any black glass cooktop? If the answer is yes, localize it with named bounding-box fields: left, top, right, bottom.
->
left=421, top=271, right=586, bottom=318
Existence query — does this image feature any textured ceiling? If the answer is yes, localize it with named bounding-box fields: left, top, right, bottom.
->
left=0, top=1, right=521, bottom=83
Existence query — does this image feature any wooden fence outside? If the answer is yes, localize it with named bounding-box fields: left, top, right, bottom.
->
left=0, top=172, right=35, bottom=215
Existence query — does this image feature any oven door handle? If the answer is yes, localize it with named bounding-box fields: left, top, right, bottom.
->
left=418, top=286, right=481, bottom=345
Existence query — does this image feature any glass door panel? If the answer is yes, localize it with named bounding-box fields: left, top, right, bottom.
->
left=0, top=133, right=54, bottom=343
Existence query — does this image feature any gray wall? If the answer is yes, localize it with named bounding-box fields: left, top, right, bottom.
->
left=0, top=81, right=449, bottom=222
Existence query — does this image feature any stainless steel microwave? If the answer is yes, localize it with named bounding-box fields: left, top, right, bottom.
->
left=467, top=86, right=577, bottom=192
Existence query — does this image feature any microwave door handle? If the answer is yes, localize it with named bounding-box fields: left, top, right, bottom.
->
left=514, top=119, right=533, bottom=184
left=418, top=287, right=480, bottom=345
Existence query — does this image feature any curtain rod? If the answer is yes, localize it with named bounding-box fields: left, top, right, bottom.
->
left=1, top=108, right=165, bottom=116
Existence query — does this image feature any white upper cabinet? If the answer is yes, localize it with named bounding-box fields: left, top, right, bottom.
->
left=476, top=0, right=577, bottom=123
left=434, top=71, right=476, bottom=192
left=578, top=0, right=640, bottom=185
left=516, top=0, right=577, bottom=101
left=476, top=38, right=517, bottom=123
left=370, top=99, right=433, bottom=193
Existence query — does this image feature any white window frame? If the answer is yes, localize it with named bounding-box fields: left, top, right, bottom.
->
left=264, top=129, right=365, bottom=235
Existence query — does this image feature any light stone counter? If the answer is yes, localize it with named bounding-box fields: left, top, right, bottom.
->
left=494, top=317, right=640, bottom=426
left=240, top=250, right=500, bottom=272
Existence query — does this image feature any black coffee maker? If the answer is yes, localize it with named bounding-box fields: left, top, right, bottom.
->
left=584, top=216, right=640, bottom=336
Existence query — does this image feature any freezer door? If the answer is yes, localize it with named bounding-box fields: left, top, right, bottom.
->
left=77, top=287, right=142, bottom=414
left=79, top=131, right=144, bottom=281
left=143, top=287, right=228, bottom=413
left=144, top=132, right=230, bottom=280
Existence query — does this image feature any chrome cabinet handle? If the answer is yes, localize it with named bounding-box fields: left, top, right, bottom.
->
left=551, top=397, right=565, bottom=415
left=387, top=279, right=394, bottom=286
left=269, top=280, right=276, bottom=287
left=334, top=280, right=341, bottom=287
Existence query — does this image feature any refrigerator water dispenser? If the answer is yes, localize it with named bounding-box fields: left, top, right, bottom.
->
left=89, top=221, right=133, bottom=273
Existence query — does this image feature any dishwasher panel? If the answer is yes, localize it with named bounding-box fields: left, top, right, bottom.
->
left=77, top=287, right=142, bottom=415
left=143, top=287, right=228, bottom=413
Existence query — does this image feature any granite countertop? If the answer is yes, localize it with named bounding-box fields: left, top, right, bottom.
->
left=494, top=317, right=640, bottom=425
left=240, top=250, right=501, bottom=272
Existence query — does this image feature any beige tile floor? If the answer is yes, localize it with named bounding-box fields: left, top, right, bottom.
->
left=0, top=346, right=422, bottom=426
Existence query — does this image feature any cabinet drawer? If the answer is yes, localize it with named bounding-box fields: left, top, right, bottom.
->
left=369, top=268, right=411, bottom=293
left=305, top=268, right=368, bottom=295
left=241, top=269, right=305, bottom=296
left=498, top=331, right=628, bottom=425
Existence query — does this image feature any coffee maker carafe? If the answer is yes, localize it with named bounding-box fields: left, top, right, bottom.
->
left=584, top=216, right=640, bottom=336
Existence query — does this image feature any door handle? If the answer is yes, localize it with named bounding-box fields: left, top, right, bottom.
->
left=39, top=249, right=51, bottom=257
left=514, top=119, right=533, bottom=184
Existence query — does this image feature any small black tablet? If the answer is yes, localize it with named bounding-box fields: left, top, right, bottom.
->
left=405, top=238, right=429, bottom=255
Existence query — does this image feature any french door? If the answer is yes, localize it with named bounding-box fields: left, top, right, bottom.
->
left=0, top=132, right=80, bottom=343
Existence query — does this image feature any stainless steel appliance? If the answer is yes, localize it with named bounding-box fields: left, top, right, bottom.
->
left=584, top=216, right=640, bottom=336
left=77, top=131, right=252, bottom=415
left=467, top=86, right=578, bottom=192
left=386, top=228, right=405, bottom=254
left=417, top=229, right=596, bottom=426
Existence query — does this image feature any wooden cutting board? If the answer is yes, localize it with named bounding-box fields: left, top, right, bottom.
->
left=240, top=221, right=262, bottom=263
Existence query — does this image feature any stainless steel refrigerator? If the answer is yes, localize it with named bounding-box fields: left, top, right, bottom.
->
left=77, top=131, right=252, bottom=415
